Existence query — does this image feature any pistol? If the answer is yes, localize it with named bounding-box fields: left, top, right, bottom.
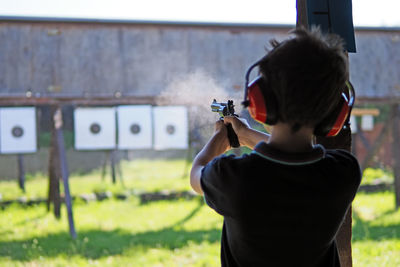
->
left=211, top=99, right=240, bottom=148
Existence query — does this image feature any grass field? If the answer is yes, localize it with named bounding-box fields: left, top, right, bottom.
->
left=0, top=160, right=399, bottom=266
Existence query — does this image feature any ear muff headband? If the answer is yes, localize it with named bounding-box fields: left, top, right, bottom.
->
left=242, top=60, right=262, bottom=107
left=314, top=81, right=355, bottom=136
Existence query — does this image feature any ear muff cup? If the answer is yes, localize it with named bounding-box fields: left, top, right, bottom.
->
left=314, top=82, right=354, bottom=137
left=247, top=76, right=279, bottom=125
left=243, top=60, right=355, bottom=137
left=314, top=92, right=351, bottom=136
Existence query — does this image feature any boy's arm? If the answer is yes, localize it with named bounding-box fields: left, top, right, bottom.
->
left=190, top=117, right=270, bottom=195
left=190, top=120, right=230, bottom=195
left=224, top=116, right=270, bottom=149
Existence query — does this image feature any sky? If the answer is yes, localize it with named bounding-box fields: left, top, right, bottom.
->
left=0, top=0, right=399, bottom=27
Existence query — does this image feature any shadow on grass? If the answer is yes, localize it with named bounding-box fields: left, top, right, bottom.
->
left=0, top=228, right=221, bottom=261
left=0, top=199, right=221, bottom=261
left=352, top=209, right=400, bottom=242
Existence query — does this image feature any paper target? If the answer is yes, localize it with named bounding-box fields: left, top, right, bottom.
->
left=153, top=106, right=188, bottom=150
left=74, top=107, right=116, bottom=150
left=350, top=115, right=357, bottom=133
left=0, top=107, right=37, bottom=154
left=361, top=115, right=374, bottom=131
left=117, top=105, right=152, bottom=149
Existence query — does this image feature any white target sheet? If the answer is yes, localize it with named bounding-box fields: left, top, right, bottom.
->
left=117, top=105, right=153, bottom=149
left=0, top=107, right=37, bottom=154
left=153, top=106, right=188, bottom=150
left=74, top=107, right=116, bottom=150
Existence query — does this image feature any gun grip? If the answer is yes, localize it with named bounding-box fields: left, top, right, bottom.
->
left=226, top=123, right=240, bottom=148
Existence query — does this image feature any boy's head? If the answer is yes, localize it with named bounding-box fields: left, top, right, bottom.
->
left=258, top=27, right=349, bottom=132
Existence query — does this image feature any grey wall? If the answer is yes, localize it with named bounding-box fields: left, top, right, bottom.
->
left=349, top=30, right=400, bottom=100
left=1, top=21, right=399, bottom=100
left=0, top=22, right=287, bottom=98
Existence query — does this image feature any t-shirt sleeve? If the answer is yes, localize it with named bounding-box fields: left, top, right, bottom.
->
left=200, top=154, right=239, bottom=217
left=328, top=149, right=362, bottom=200
left=336, top=149, right=362, bottom=186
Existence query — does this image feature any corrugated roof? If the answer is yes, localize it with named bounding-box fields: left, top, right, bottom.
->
left=0, top=15, right=295, bottom=29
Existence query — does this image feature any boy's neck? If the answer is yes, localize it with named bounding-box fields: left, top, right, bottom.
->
left=267, top=122, right=315, bottom=153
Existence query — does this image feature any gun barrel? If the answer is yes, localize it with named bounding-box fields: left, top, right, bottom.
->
left=211, top=100, right=227, bottom=117
left=211, top=104, right=222, bottom=111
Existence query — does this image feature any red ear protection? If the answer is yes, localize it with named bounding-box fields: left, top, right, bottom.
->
left=242, top=61, right=279, bottom=125
left=246, top=76, right=279, bottom=125
left=314, top=81, right=355, bottom=137
left=242, top=61, right=355, bottom=137
left=247, top=77, right=267, bottom=123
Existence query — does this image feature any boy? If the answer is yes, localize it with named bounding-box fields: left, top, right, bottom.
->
left=190, top=28, right=361, bottom=266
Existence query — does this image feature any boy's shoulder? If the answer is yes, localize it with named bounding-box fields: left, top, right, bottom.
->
left=320, top=148, right=362, bottom=187
left=324, top=148, right=360, bottom=170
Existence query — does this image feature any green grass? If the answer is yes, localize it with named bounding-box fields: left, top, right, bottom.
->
left=0, top=199, right=222, bottom=267
left=0, top=159, right=192, bottom=201
left=361, top=168, right=394, bottom=185
left=0, top=162, right=399, bottom=266
left=352, top=191, right=400, bottom=267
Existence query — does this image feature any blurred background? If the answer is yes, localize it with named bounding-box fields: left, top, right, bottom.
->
left=0, top=0, right=399, bottom=266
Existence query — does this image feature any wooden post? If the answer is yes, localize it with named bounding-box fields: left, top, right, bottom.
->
left=391, top=104, right=400, bottom=209
left=48, top=106, right=61, bottom=219
left=296, top=0, right=308, bottom=28
left=116, top=155, right=124, bottom=187
left=17, top=154, right=26, bottom=192
left=110, top=150, right=117, bottom=184
left=355, top=122, right=371, bottom=151
left=360, top=108, right=395, bottom=172
left=296, top=1, right=354, bottom=266
left=316, top=129, right=353, bottom=267
left=47, top=106, right=77, bottom=238
left=101, top=150, right=123, bottom=185
left=101, top=151, right=109, bottom=181
left=54, top=107, right=77, bottom=239
left=351, top=132, right=357, bottom=156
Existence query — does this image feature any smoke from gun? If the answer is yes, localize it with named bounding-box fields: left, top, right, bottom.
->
left=157, top=69, right=241, bottom=147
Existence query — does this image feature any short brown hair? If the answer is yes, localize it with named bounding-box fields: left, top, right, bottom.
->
left=258, top=27, right=349, bottom=132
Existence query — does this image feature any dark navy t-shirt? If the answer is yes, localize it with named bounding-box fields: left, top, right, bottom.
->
left=200, top=142, right=361, bottom=267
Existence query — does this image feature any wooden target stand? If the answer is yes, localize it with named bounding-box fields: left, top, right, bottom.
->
left=353, top=102, right=400, bottom=209
left=17, top=154, right=26, bottom=192
left=101, top=149, right=124, bottom=186
left=350, top=108, right=381, bottom=171
left=0, top=95, right=154, bottom=239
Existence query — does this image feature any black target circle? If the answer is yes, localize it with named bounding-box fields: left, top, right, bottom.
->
left=166, top=124, right=176, bottom=135
left=11, top=126, right=24, bottom=138
left=130, top=123, right=141, bottom=134
left=90, top=123, right=101, bottom=134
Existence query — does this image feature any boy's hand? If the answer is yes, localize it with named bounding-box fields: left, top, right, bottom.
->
left=224, top=116, right=270, bottom=148
left=214, top=119, right=230, bottom=151
left=215, top=119, right=228, bottom=135
left=223, top=116, right=250, bottom=144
